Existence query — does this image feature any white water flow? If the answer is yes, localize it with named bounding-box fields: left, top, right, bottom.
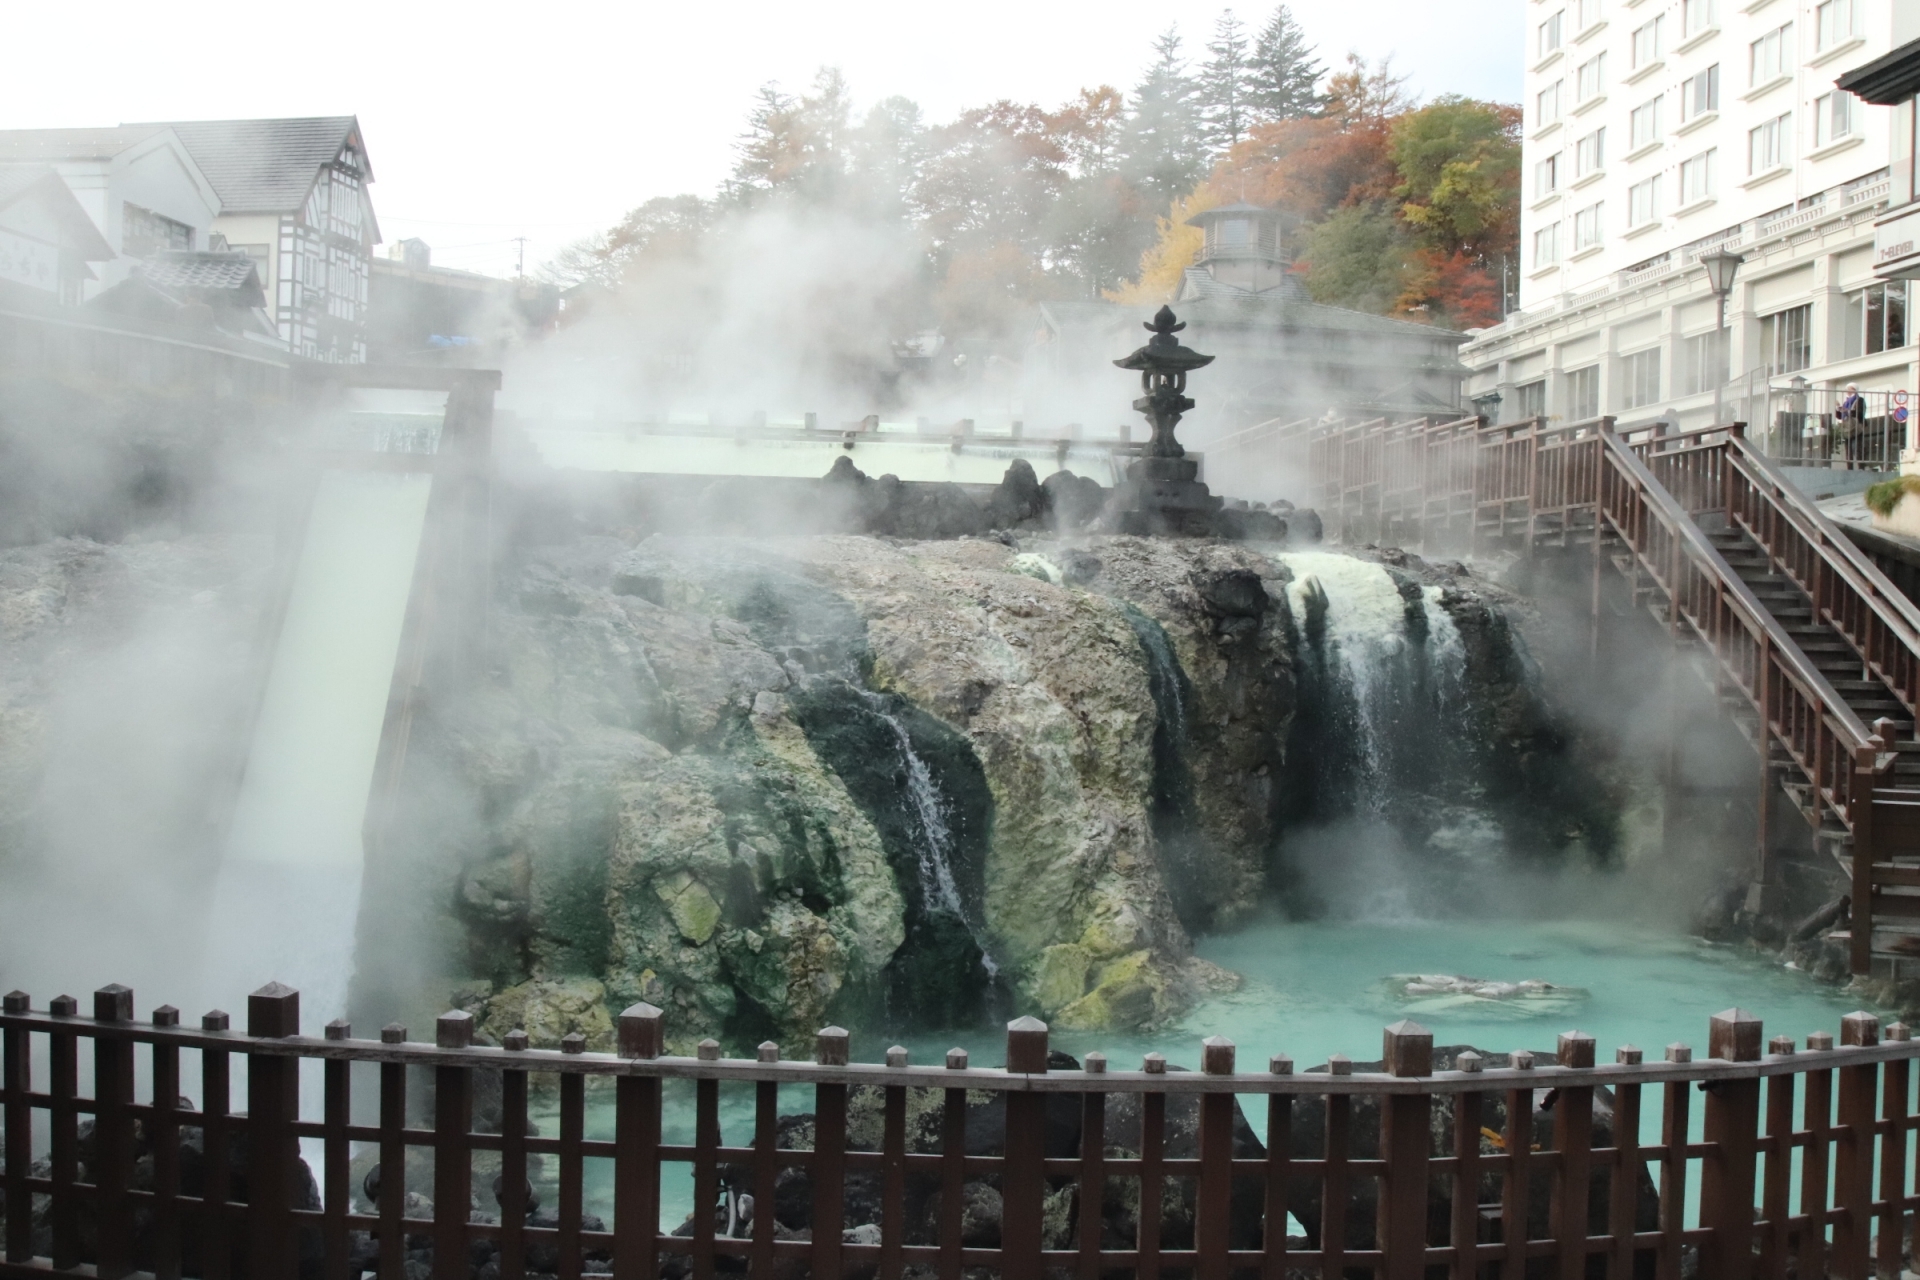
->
left=1422, top=584, right=1468, bottom=712
left=860, top=691, right=998, bottom=977
left=1280, top=552, right=1425, bottom=804
left=200, top=468, right=433, bottom=1023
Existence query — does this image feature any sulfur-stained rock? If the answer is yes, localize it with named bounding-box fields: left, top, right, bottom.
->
left=478, top=977, right=616, bottom=1051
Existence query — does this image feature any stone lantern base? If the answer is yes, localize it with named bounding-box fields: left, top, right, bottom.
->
left=1106, top=455, right=1225, bottom=536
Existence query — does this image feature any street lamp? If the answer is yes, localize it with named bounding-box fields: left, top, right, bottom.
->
left=1699, top=247, right=1745, bottom=427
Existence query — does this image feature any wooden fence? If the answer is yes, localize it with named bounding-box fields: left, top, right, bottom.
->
left=7, top=984, right=1920, bottom=1278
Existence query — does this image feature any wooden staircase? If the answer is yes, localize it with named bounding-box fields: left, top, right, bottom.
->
left=1293, top=411, right=1920, bottom=973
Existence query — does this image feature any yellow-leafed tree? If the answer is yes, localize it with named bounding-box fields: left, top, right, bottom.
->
left=1104, top=185, right=1220, bottom=305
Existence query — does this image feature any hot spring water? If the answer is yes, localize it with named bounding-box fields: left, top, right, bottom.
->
left=547, top=555, right=1879, bottom=1233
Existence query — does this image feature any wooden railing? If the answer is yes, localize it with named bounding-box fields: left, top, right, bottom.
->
left=9, top=984, right=1920, bottom=1280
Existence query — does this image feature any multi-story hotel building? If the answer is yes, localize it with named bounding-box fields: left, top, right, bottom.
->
left=1460, top=0, right=1919, bottom=449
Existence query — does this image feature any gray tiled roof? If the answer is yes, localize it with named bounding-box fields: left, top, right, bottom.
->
left=134, top=117, right=362, bottom=214
left=139, top=251, right=261, bottom=294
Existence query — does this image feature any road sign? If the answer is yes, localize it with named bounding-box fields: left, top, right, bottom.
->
left=1897, top=406, right=1911, bottom=424
left=1897, top=389, right=1910, bottom=406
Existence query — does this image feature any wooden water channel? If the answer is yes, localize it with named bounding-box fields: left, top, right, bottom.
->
left=1275, top=412, right=1920, bottom=977
left=9, top=984, right=1920, bottom=1279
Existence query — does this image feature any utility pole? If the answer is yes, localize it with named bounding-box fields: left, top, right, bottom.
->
left=512, top=236, right=529, bottom=279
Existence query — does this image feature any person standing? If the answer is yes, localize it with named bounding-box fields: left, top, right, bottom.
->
left=1836, top=383, right=1867, bottom=465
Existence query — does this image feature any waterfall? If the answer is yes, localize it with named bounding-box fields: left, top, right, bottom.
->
left=853, top=690, right=1002, bottom=979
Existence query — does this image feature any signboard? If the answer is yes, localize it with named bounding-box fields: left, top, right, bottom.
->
left=1875, top=205, right=1920, bottom=281
left=0, top=227, right=58, bottom=293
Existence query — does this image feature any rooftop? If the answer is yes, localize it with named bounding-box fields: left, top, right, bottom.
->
left=136, top=117, right=365, bottom=214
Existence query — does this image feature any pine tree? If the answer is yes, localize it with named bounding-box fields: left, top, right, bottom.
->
left=1120, top=27, right=1207, bottom=207
left=1248, top=6, right=1324, bottom=121
left=1198, top=11, right=1253, bottom=157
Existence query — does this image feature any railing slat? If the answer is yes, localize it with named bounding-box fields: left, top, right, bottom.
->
left=1758, top=1055, right=1793, bottom=1280
left=1079, top=1084, right=1106, bottom=1280
left=1607, top=1065, right=1642, bottom=1280
left=433, top=1012, right=474, bottom=1280
left=1321, top=1091, right=1348, bottom=1278
left=93, top=987, right=135, bottom=1280
left=616, top=1004, right=663, bottom=1280
left=693, top=1073, right=719, bottom=1280
left=1139, top=1087, right=1166, bottom=1280
left=500, top=1063, right=530, bottom=1280
left=1263, top=1088, right=1291, bottom=1280
left=321, top=1048, right=350, bottom=1280
left=1, top=995, right=28, bottom=1266
left=200, top=1015, right=233, bottom=1280
left=879, top=1080, right=906, bottom=1280
left=1501, top=1080, right=1532, bottom=1278
left=938, top=1082, right=965, bottom=1280
left=1875, top=1038, right=1909, bottom=1276
left=150, top=1014, right=183, bottom=1280
left=1834, top=1013, right=1881, bottom=1280
left=49, top=999, right=79, bottom=1271
left=1450, top=1084, right=1482, bottom=1280
left=812, top=1026, right=850, bottom=1280
left=558, top=1070, right=585, bottom=1280
left=377, top=1052, right=406, bottom=1280
left=1800, top=1048, right=1835, bottom=1280
left=1552, top=1033, right=1596, bottom=1280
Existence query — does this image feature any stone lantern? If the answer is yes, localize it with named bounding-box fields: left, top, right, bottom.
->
left=1110, top=305, right=1225, bottom=535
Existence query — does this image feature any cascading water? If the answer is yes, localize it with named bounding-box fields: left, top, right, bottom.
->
left=1276, top=552, right=1516, bottom=918
left=858, top=690, right=999, bottom=978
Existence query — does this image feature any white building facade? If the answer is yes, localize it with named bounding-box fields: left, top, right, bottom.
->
left=1461, top=0, right=1920, bottom=443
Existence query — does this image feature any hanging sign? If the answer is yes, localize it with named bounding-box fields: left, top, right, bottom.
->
left=0, top=227, right=58, bottom=293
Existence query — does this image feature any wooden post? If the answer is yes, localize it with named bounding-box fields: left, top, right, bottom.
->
left=322, top=1021, right=350, bottom=1280
left=813, top=1027, right=850, bottom=1279
left=1553, top=1032, right=1596, bottom=1280
left=1264, top=1055, right=1293, bottom=1280
left=433, top=1011, right=473, bottom=1280
left=939, top=1050, right=967, bottom=1280
left=615, top=1003, right=663, bottom=1280
left=1700, top=1010, right=1762, bottom=1280
left=1833, top=1012, right=1880, bottom=1279
left=499, top=1034, right=531, bottom=1280
left=1608, top=1047, right=1644, bottom=1280
left=246, top=982, right=300, bottom=1280
left=1759, top=1038, right=1795, bottom=1280
left=1657, top=1044, right=1692, bottom=1280
left=1379, top=1022, right=1433, bottom=1280
left=48, top=994, right=79, bottom=1270
left=151, top=1006, right=184, bottom=1280
left=1002, top=1018, right=1049, bottom=1278
left=1197, top=1036, right=1237, bottom=1280
left=1798, top=1034, right=1835, bottom=1280
left=1450, top=1056, right=1483, bottom=1280
left=1, top=992, right=27, bottom=1266
left=1852, top=744, right=1878, bottom=974
left=201, top=1010, right=233, bottom=1280
left=92, top=985, right=135, bottom=1280
left=377, top=1025, right=406, bottom=1280
left=1876, top=1023, right=1910, bottom=1278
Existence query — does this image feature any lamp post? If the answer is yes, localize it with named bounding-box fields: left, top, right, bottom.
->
left=1699, top=247, right=1745, bottom=428
left=1471, top=388, right=1504, bottom=423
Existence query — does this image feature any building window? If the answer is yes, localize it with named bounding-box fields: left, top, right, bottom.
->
left=1680, top=331, right=1727, bottom=394
left=1577, top=53, right=1608, bottom=103
left=1750, top=24, right=1792, bottom=85
left=1539, top=11, right=1565, bottom=57
left=1633, top=16, right=1665, bottom=68
left=121, top=203, right=194, bottom=257
left=1680, top=150, right=1717, bottom=205
left=1631, top=97, right=1664, bottom=149
left=1575, top=129, right=1606, bottom=179
left=1630, top=175, right=1663, bottom=226
left=1575, top=0, right=1602, bottom=30
left=1534, top=222, right=1562, bottom=268
left=1574, top=202, right=1605, bottom=251
left=1567, top=366, right=1601, bottom=419
left=1759, top=304, right=1812, bottom=375
left=1536, top=153, right=1562, bottom=198
left=1515, top=380, right=1548, bottom=420
left=1622, top=348, right=1662, bottom=409
left=1815, top=0, right=1861, bottom=50
left=1843, top=281, right=1911, bottom=358
left=1748, top=114, right=1792, bottom=174
left=1682, top=0, right=1716, bottom=39
left=1681, top=65, right=1720, bottom=122
left=1538, top=81, right=1564, bottom=128
left=1813, top=92, right=1855, bottom=147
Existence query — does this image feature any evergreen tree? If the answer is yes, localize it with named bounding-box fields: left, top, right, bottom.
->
left=1248, top=6, right=1324, bottom=121
left=1198, top=11, right=1253, bottom=157
left=1119, top=28, right=1207, bottom=207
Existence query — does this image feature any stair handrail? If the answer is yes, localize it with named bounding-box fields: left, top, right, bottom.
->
left=1727, top=438, right=1920, bottom=651
left=1599, top=430, right=1877, bottom=754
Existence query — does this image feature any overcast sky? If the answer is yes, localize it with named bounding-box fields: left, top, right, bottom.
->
left=3, top=0, right=1523, bottom=278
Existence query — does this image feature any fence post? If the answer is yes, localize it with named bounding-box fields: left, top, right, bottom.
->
left=614, top=1003, right=663, bottom=1280
left=814, top=1026, right=851, bottom=1279
left=1552, top=1031, right=1596, bottom=1280
left=1194, top=1036, right=1237, bottom=1280
left=1833, top=1011, right=1880, bottom=1280
left=432, top=1011, right=473, bottom=1280
left=246, top=982, right=300, bottom=1280
left=92, top=985, right=135, bottom=1280
left=1700, top=1010, right=1762, bottom=1280
left=1877, top=1022, right=1911, bottom=1277
left=1379, top=1021, right=1432, bottom=1280
left=1003, top=1017, right=1050, bottom=1277
left=1, top=991, right=26, bottom=1266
